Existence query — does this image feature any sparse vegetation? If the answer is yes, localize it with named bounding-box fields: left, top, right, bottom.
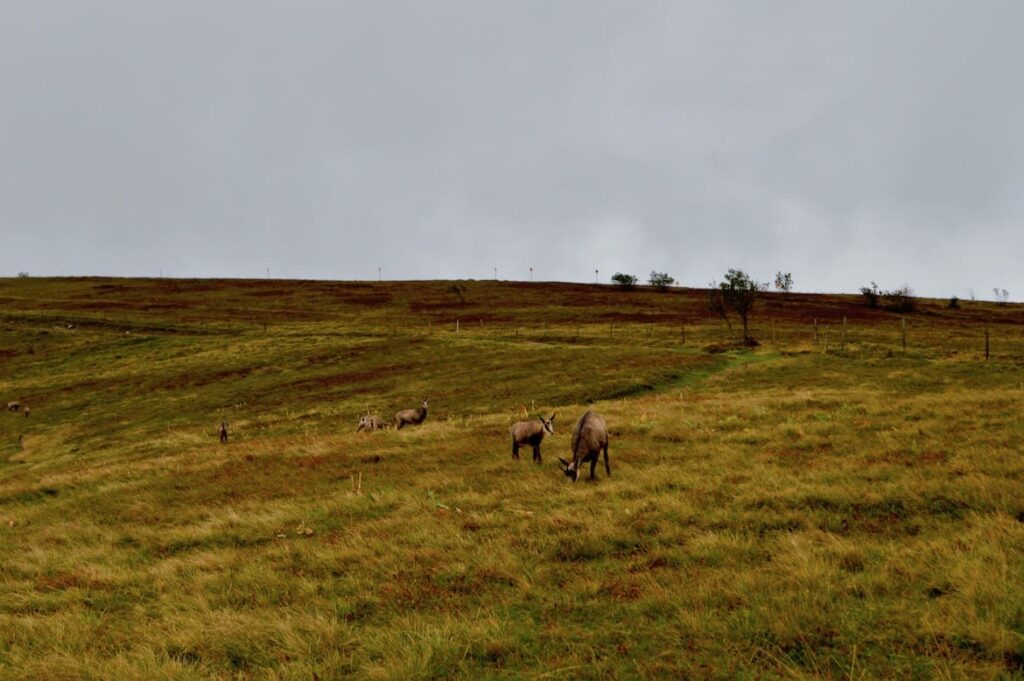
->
left=0, top=277, right=1022, bottom=678
left=446, top=282, right=467, bottom=304
left=648, top=271, right=674, bottom=291
left=860, top=282, right=881, bottom=308
left=773, top=271, right=793, bottom=293
left=611, top=272, right=638, bottom=289
left=16, top=271, right=29, bottom=278
left=994, top=287, right=1010, bottom=305
left=861, top=282, right=916, bottom=312
left=883, top=285, right=916, bottom=313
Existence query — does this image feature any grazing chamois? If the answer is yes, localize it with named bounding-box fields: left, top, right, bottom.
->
left=23, top=406, right=30, bottom=418
left=7, top=401, right=20, bottom=412
left=357, top=414, right=385, bottom=432
left=394, top=400, right=428, bottom=430
left=510, top=412, right=556, bottom=463
left=218, top=420, right=228, bottom=444
left=559, top=411, right=610, bottom=482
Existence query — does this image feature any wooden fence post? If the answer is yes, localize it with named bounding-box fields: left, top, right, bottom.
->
left=456, top=319, right=460, bottom=334
left=984, top=324, right=990, bottom=360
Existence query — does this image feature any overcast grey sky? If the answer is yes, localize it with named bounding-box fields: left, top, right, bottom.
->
left=2, top=1, right=1022, bottom=298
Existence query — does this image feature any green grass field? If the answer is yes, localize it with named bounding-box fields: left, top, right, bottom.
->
left=1, top=277, right=1023, bottom=679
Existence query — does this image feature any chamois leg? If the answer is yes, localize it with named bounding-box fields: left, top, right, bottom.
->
left=395, top=420, right=403, bottom=430
left=512, top=441, right=520, bottom=460
left=532, top=444, right=541, bottom=464
left=603, top=444, right=611, bottom=476
left=589, top=455, right=597, bottom=479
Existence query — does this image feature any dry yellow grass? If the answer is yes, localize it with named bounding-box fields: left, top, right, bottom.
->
left=1, top=277, right=1023, bottom=679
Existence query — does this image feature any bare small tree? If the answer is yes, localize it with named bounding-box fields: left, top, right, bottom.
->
left=710, top=269, right=760, bottom=344
left=707, top=283, right=732, bottom=333
left=994, top=288, right=1010, bottom=305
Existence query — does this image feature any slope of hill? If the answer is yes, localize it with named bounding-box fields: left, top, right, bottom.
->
left=1, top=278, right=1022, bottom=678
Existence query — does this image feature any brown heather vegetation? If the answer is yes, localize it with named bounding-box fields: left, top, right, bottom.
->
left=1, top=277, right=1023, bottom=679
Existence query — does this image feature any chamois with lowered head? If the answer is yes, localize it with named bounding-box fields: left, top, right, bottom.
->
left=559, top=411, right=610, bottom=482
left=394, top=400, right=428, bottom=430
left=510, top=412, right=556, bottom=463
left=357, top=414, right=385, bottom=432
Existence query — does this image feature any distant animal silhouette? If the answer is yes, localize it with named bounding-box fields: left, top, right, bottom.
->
left=394, top=400, right=428, bottom=430
left=219, top=421, right=228, bottom=444
left=7, top=401, right=20, bottom=412
left=357, top=414, right=385, bottom=432
left=23, top=406, right=29, bottom=418
left=511, top=412, right=556, bottom=464
left=559, top=411, right=610, bottom=482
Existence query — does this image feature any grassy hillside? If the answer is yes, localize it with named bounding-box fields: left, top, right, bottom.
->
left=1, top=277, right=1023, bottom=679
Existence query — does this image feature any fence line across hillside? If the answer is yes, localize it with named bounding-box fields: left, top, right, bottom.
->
left=3, top=309, right=1019, bottom=361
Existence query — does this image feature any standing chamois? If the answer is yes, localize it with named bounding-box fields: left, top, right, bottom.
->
left=357, top=414, right=385, bottom=432
left=510, top=412, right=556, bottom=464
left=218, top=420, right=229, bottom=444
left=559, top=411, right=610, bottom=482
left=394, top=400, right=428, bottom=430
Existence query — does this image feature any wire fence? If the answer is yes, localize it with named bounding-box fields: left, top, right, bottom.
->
left=3, top=309, right=1022, bottom=361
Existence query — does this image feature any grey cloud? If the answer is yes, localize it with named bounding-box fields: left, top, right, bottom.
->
left=1, top=1, right=1022, bottom=298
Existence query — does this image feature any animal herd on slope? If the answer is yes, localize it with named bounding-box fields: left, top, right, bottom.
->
left=222, top=399, right=611, bottom=483
left=6, top=393, right=609, bottom=483
left=356, top=400, right=610, bottom=483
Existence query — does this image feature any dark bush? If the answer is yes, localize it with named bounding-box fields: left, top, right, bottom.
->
left=860, top=282, right=880, bottom=309
left=446, top=283, right=467, bottom=304
left=883, top=286, right=915, bottom=313
left=861, top=282, right=915, bottom=312
left=648, top=271, right=674, bottom=291
left=611, top=273, right=638, bottom=289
